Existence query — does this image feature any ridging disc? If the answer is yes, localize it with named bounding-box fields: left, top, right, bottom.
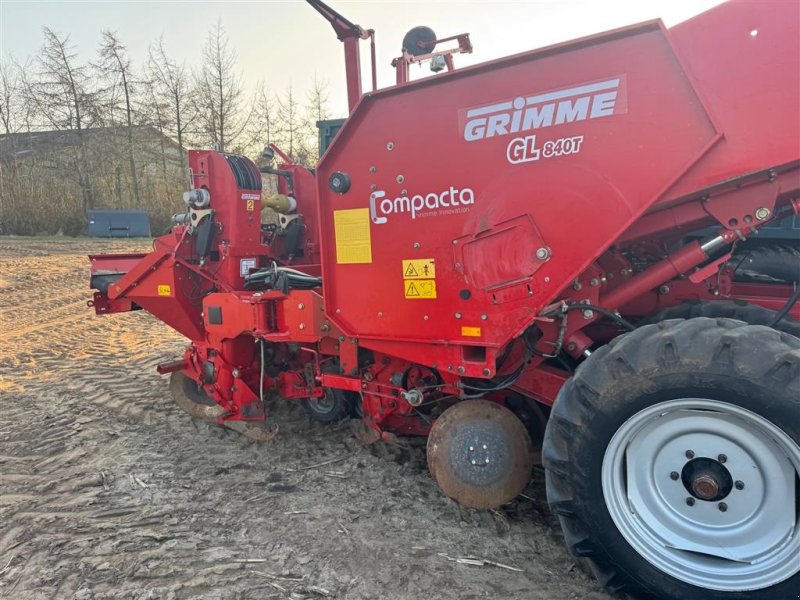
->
left=402, top=26, right=437, bottom=57
left=427, top=399, right=534, bottom=509
left=169, top=371, right=226, bottom=421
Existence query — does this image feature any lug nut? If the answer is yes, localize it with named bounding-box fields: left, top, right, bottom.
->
left=670, top=471, right=679, bottom=481
left=718, top=454, right=727, bottom=463
left=718, top=502, right=728, bottom=512
left=686, top=497, right=695, bottom=507
left=735, top=480, right=744, bottom=490
left=685, top=450, right=695, bottom=459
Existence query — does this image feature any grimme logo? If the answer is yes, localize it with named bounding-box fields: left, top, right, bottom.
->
left=462, top=77, right=626, bottom=142
left=370, top=187, right=475, bottom=224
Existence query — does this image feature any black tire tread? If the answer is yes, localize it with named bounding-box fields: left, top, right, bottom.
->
left=730, top=242, right=800, bottom=284
left=643, top=299, right=800, bottom=339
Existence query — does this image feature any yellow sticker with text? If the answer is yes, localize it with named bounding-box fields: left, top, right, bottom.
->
left=246, top=199, right=255, bottom=211
left=157, top=284, right=171, bottom=297
left=461, top=326, right=482, bottom=337
left=334, top=208, right=373, bottom=264
left=402, top=258, right=436, bottom=280
left=404, top=279, right=436, bottom=299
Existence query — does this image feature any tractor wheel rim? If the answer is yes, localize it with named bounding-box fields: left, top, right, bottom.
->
left=601, top=398, right=800, bottom=592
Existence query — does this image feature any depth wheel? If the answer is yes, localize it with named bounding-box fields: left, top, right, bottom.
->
left=301, top=388, right=354, bottom=424
left=543, top=318, right=800, bottom=599
left=427, top=399, right=534, bottom=509
left=168, top=371, right=225, bottom=421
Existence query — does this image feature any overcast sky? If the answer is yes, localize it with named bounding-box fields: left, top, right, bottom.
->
left=1, top=0, right=726, bottom=118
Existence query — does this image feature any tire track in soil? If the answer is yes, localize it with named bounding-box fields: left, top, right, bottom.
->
left=0, top=238, right=608, bottom=600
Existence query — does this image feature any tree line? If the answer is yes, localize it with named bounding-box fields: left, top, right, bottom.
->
left=0, top=22, right=331, bottom=235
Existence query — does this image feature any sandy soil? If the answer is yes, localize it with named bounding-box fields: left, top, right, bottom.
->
left=0, top=237, right=608, bottom=600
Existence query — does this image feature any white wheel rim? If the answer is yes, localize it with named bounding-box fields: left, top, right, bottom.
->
left=602, top=398, right=800, bottom=592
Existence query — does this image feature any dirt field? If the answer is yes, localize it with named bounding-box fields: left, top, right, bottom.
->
left=0, top=237, right=607, bottom=600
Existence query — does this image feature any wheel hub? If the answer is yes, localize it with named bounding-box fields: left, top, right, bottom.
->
left=681, top=457, right=733, bottom=501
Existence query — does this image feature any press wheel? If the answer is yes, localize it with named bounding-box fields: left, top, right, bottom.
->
left=427, top=399, right=534, bottom=509
left=168, top=371, right=226, bottom=421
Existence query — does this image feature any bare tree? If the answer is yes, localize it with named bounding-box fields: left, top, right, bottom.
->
left=193, top=21, right=249, bottom=152
left=247, top=81, right=277, bottom=154
left=147, top=37, right=191, bottom=169
left=23, top=27, right=96, bottom=210
left=276, top=84, right=312, bottom=164
left=306, top=74, right=330, bottom=125
left=96, top=30, right=140, bottom=204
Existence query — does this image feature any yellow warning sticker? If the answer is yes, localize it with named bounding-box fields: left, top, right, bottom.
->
left=405, top=279, right=437, bottom=299
left=402, top=258, right=436, bottom=280
left=246, top=199, right=255, bottom=211
left=334, top=208, right=373, bottom=264
left=461, top=326, right=482, bottom=337
left=157, top=284, right=171, bottom=297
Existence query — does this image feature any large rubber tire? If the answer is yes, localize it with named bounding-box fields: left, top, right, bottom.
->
left=729, top=242, right=800, bottom=284
left=644, top=299, right=800, bottom=338
left=543, top=319, right=800, bottom=600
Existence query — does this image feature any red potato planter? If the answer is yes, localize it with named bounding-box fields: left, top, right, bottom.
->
left=89, top=1, right=800, bottom=598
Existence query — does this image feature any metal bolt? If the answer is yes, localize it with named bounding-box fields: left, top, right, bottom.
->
left=457, top=367, right=465, bottom=374
left=686, top=450, right=695, bottom=459
left=485, top=458, right=490, bottom=464
left=483, top=369, right=491, bottom=376
left=297, top=303, right=305, bottom=310
left=480, top=313, right=488, bottom=320
left=670, top=471, right=679, bottom=481
left=413, top=242, right=420, bottom=249
left=686, top=497, right=695, bottom=506
left=482, top=444, right=487, bottom=450
left=299, top=323, right=306, bottom=330
left=454, top=312, right=462, bottom=319
left=735, top=480, right=744, bottom=490
left=469, top=446, right=474, bottom=451
left=370, top=184, right=377, bottom=191
left=471, top=459, right=477, bottom=465
left=573, top=281, right=582, bottom=291
left=423, top=315, right=429, bottom=321
left=582, top=309, right=594, bottom=319
left=232, top=369, right=240, bottom=378
left=589, top=278, right=599, bottom=287
left=659, top=285, right=670, bottom=295
left=755, top=207, right=770, bottom=221
left=536, top=247, right=550, bottom=260
left=401, top=189, right=407, bottom=196
left=396, top=175, right=405, bottom=184
left=386, top=142, right=394, bottom=150
left=369, top=166, right=376, bottom=173
left=718, top=502, right=728, bottom=512
left=452, top=239, right=459, bottom=245
left=544, top=276, right=550, bottom=283
left=718, top=454, right=727, bottom=463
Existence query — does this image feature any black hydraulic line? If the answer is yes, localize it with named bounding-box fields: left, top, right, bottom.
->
left=544, top=303, right=637, bottom=332
left=770, top=284, right=800, bottom=327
